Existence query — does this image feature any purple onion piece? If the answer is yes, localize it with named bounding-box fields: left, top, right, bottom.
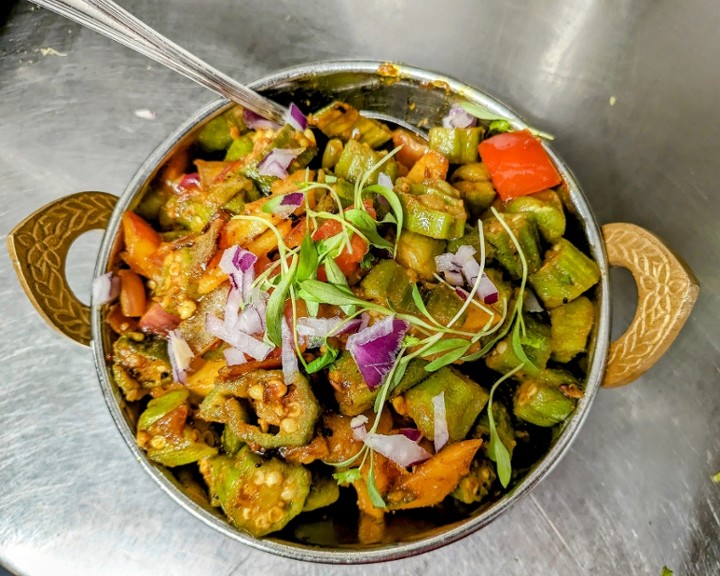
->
left=432, top=392, right=449, bottom=452
left=441, top=104, right=477, bottom=129
left=244, top=108, right=281, bottom=130
left=281, top=317, right=299, bottom=384
left=346, top=316, right=410, bottom=390
left=167, top=330, right=193, bottom=384
left=257, top=148, right=304, bottom=178
left=284, top=102, right=307, bottom=131
left=398, top=428, right=423, bottom=442
left=91, top=272, right=120, bottom=305
left=224, top=347, right=247, bottom=366
left=362, top=432, right=432, bottom=468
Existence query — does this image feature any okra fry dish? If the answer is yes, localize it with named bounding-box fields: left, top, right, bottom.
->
left=97, top=100, right=600, bottom=544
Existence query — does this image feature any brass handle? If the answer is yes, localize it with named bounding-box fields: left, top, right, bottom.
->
left=601, top=223, right=699, bottom=388
left=7, top=192, right=118, bottom=347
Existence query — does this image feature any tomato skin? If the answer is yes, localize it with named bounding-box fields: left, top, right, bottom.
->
left=118, top=269, right=147, bottom=317
left=121, top=211, right=163, bottom=279
left=312, top=202, right=374, bottom=278
left=478, top=130, right=562, bottom=201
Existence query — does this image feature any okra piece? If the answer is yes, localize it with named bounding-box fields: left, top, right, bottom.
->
left=451, top=458, right=497, bottom=504
left=483, top=212, right=542, bottom=278
left=360, top=259, right=417, bottom=314
left=529, top=238, right=601, bottom=308
left=398, top=183, right=467, bottom=240
left=113, top=333, right=172, bottom=390
left=334, top=139, right=398, bottom=185
left=505, top=190, right=566, bottom=243
left=327, top=351, right=378, bottom=416
left=202, top=370, right=320, bottom=449
left=200, top=447, right=311, bottom=537
left=224, top=135, right=254, bottom=161
left=549, top=295, right=595, bottom=362
left=389, top=358, right=430, bottom=397
left=137, top=389, right=218, bottom=467
left=513, top=378, right=577, bottom=427
left=196, top=106, right=246, bottom=152
left=310, top=101, right=392, bottom=148
left=485, top=316, right=552, bottom=376
left=395, top=230, right=446, bottom=280
left=404, top=367, right=489, bottom=442
left=321, top=138, right=344, bottom=170
left=428, top=127, right=483, bottom=164
left=302, top=472, right=340, bottom=512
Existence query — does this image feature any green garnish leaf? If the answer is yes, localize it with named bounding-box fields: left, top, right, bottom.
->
left=424, top=341, right=472, bottom=372
left=511, top=320, right=540, bottom=376
left=261, top=195, right=285, bottom=214
left=305, top=344, right=339, bottom=374
left=486, top=364, right=523, bottom=488
left=421, top=337, right=471, bottom=357
left=333, top=468, right=361, bottom=486
left=344, top=208, right=393, bottom=250
left=488, top=119, right=512, bottom=134
left=316, top=234, right=346, bottom=260
left=364, top=183, right=404, bottom=255
left=402, top=335, right=422, bottom=347
left=297, top=231, right=318, bottom=283
left=265, top=255, right=298, bottom=347
left=298, top=279, right=366, bottom=308
left=460, top=101, right=555, bottom=141
left=323, top=259, right=356, bottom=315
left=367, top=457, right=386, bottom=508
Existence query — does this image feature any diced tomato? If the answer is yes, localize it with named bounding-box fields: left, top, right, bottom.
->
left=118, top=269, right=147, bottom=318
left=121, top=211, right=163, bottom=279
left=312, top=201, right=374, bottom=278
left=392, top=128, right=430, bottom=168
left=477, top=130, right=562, bottom=201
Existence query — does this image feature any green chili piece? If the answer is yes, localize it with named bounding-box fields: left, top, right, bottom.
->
left=429, top=127, right=483, bottom=164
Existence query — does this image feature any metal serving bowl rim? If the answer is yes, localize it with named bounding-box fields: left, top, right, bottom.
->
left=90, top=59, right=610, bottom=564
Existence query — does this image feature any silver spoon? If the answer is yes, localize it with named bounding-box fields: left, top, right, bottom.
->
left=29, top=0, right=287, bottom=124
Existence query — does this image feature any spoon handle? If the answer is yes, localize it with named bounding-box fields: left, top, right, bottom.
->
left=29, top=0, right=288, bottom=123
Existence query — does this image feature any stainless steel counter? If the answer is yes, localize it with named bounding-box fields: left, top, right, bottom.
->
left=1, top=1, right=718, bottom=574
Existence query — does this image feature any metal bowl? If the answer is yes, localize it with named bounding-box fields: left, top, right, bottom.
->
left=8, top=60, right=698, bottom=564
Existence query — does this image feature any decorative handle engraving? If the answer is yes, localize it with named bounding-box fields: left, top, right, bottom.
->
left=602, top=223, right=699, bottom=388
left=7, top=192, right=118, bottom=346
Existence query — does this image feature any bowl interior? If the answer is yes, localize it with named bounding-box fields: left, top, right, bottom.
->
left=92, top=61, right=610, bottom=563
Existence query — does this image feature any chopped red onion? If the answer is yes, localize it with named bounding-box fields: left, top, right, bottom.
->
left=167, top=330, right=193, bottom=384
left=524, top=289, right=544, bottom=313
left=139, top=302, right=180, bottom=335
left=236, top=302, right=265, bottom=335
left=363, top=432, right=432, bottom=468
left=442, top=104, right=477, bottom=129
left=224, top=286, right=244, bottom=329
left=244, top=108, right=281, bottom=131
left=257, top=148, right=304, bottom=179
left=350, top=415, right=369, bottom=441
left=436, top=245, right=499, bottom=304
left=223, top=347, right=247, bottom=366
left=177, top=172, right=200, bottom=192
left=272, top=192, right=305, bottom=219
left=220, top=245, right=257, bottom=275
left=398, top=428, right=423, bottom=442
left=284, top=102, right=307, bottom=131
left=206, top=314, right=273, bottom=361
left=296, top=316, right=343, bottom=346
left=346, top=316, right=409, bottom=390
left=432, top=392, right=449, bottom=452
left=378, top=172, right=393, bottom=189
left=281, top=317, right=299, bottom=384
left=92, top=272, right=120, bottom=305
